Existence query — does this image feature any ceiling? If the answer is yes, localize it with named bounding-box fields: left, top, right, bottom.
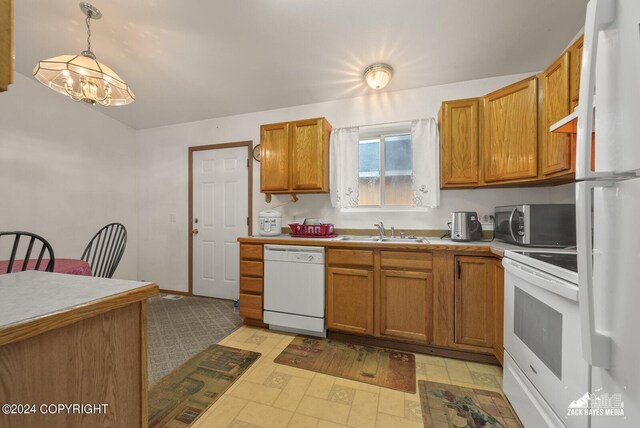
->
left=15, top=1, right=586, bottom=129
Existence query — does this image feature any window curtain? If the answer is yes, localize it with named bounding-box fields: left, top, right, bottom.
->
left=411, top=118, right=440, bottom=208
left=329, top=127, right=360, bottom=209
left=329, top=119, right=440, bottom=209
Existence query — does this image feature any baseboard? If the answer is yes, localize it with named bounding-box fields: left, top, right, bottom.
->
left=243, top=318, right=269, bottom=328
left=158, top=289, right=191, bottom=296
left=328, top=331, right=500, bottom=365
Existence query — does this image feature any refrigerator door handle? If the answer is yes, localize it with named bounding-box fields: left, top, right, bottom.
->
left=576, top=0, right=615, bottom=180
left=576, top=181, right=612, bottom=368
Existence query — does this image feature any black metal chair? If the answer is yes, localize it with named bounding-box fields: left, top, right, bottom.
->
left=0, top=231, right=55, bottom=273
left=81, top=223, right=127, bottom=278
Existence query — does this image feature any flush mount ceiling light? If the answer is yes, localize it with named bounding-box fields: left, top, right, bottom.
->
left=33, top=2, right=134, bottom=106
left=363, top=63, right=393, bottom=90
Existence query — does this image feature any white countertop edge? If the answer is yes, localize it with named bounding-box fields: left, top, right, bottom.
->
left=0, top=271, right=155, bottom=329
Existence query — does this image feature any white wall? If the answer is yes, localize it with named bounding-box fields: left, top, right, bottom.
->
left=0, top=73, right=138, bottom=279
left=136, top=72, right=574, bottom=292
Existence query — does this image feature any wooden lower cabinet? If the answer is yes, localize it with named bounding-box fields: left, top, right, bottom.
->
left=380, top=270, right=433, bottom=342
left=454, top=256, right=495, bottom=351
left=239, top=243, right=264, bottom=322
left=239, top=293, right=263, bottom=320
left=326, top=267, right=374, bottom=335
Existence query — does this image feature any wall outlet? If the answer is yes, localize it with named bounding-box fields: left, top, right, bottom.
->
left=169, top=213, right=176, bottom=223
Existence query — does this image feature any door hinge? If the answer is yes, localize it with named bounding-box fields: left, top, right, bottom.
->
left=247, top=158, right=250, bottom=168
left=247, top=217, right=249, bottom=226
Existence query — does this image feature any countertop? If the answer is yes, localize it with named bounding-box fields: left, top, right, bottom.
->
left=238, top=235, right=525, bottom=257
left=0, top=271, right=158, bottom=346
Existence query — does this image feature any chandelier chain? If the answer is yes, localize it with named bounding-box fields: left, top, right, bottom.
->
left=86, top=14, right=92, bottom=52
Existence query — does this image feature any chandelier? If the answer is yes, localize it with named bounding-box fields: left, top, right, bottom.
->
left=33, top=2, right=134, bottom=106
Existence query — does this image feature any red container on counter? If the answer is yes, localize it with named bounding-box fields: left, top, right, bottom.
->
left=288, top=223, right=335, bottom=238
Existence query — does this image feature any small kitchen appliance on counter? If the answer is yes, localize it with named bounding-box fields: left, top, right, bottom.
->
left=494, top=204, right=575, bottom=247
left=450, top=211, right=483, bottom=241
left=258, top=210, right=282, bottom=236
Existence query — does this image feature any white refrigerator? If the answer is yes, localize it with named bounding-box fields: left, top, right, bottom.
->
left=575, top=0, right=640, bottom=426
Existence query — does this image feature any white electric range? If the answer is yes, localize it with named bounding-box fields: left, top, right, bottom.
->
left=502, top=249, right=587, bottom=428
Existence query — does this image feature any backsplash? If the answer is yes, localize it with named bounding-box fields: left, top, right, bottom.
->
left=262, top=184, right=576, bottom=232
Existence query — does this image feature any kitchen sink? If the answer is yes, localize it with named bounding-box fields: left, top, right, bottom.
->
left=378, top=237, right=429, bottom=243
left=333, top=235, right=429, bottom=244
left=333, top=236, right=380, bottom=242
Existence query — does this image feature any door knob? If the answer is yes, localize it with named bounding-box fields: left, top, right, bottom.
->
left=192, top=229, right=199, bottom=235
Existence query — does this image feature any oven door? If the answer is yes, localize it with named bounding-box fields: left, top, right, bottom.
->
left=503, top=258, right=589, bottom=428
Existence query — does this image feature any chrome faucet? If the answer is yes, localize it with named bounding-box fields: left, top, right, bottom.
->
left=374, top=222, right=385, bottom=237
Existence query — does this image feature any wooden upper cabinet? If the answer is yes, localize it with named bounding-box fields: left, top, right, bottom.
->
left=483, top=76, right=538, bottom=183
left=260, top=122, right=290, bottom=192
left=454, top=256, right=495, bottom=350
left=440, top=98, right=481, bottom=188
left=541, top=52, right=572, bottom=176
left=380, top=270, right=433, bottom=343
left=0, top=0, right=13, bottom=92
left=291, top=118, right=330, bottom=192
left=569, top=35, right=584, bottom=110
left=260, top=117, right=331, bottom=195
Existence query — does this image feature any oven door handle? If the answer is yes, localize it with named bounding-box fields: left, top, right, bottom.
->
left=576, top=181, right=612, bottom=368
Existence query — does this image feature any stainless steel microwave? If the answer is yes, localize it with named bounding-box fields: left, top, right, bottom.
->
left=494, top=204, right=576, bottom=247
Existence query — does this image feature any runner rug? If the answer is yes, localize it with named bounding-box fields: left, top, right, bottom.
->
left=148, top=344, right=260, bottom=427
left=274, top=335, right=416, bottom=393
left=418, top=380, right=522, bottom=427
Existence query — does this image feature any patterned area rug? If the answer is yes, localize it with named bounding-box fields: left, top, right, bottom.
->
left=148, top=344, right=260, bottom=427
left=418, top=380, right=522, bottom=428
left=274, top=336, right=417, bottom=393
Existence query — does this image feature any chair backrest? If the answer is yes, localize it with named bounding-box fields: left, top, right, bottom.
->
left=0, top=231, right=55, bottom=273
left=81, top=223, right=127, bottom=278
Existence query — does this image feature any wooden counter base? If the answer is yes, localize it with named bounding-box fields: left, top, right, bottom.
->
left=328, top=330, right=500, bottom=366
left=238, top=237, right=508, bottom=365
left=0, top=273, right=158, bottom=428
left=0, top=302, right=147, bottom=428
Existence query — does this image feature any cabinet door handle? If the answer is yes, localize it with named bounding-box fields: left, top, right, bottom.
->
left=457, top=260, right=461, bottom=279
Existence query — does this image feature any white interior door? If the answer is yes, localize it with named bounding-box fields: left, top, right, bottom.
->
left=192, top=146, right=248, bottom=299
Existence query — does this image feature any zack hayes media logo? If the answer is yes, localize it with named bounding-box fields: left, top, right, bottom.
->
left=567, top=391, right=625, bottom=417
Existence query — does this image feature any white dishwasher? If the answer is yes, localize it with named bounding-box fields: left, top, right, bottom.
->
left=263, top=244, right=326, bottom=337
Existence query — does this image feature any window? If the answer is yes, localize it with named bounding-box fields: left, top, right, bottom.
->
left=358, top=131, right=413, bottom=207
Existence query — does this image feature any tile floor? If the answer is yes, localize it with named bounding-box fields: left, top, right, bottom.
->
left=147, top=295, right=243, bottom=383
left=190, top=326, right=505, bottom=428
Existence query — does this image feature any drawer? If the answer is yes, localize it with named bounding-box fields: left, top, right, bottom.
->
left=327, top=249, right=374, bottom=267
left=239, top=293, right=262, bottom=320
left=240, top=244, right=263, bottom=261
left=380, top=251, right=433, bottom=270
left=240, top=276, right=263, bottom=293
left=240, top=260, right=263, bottom=277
